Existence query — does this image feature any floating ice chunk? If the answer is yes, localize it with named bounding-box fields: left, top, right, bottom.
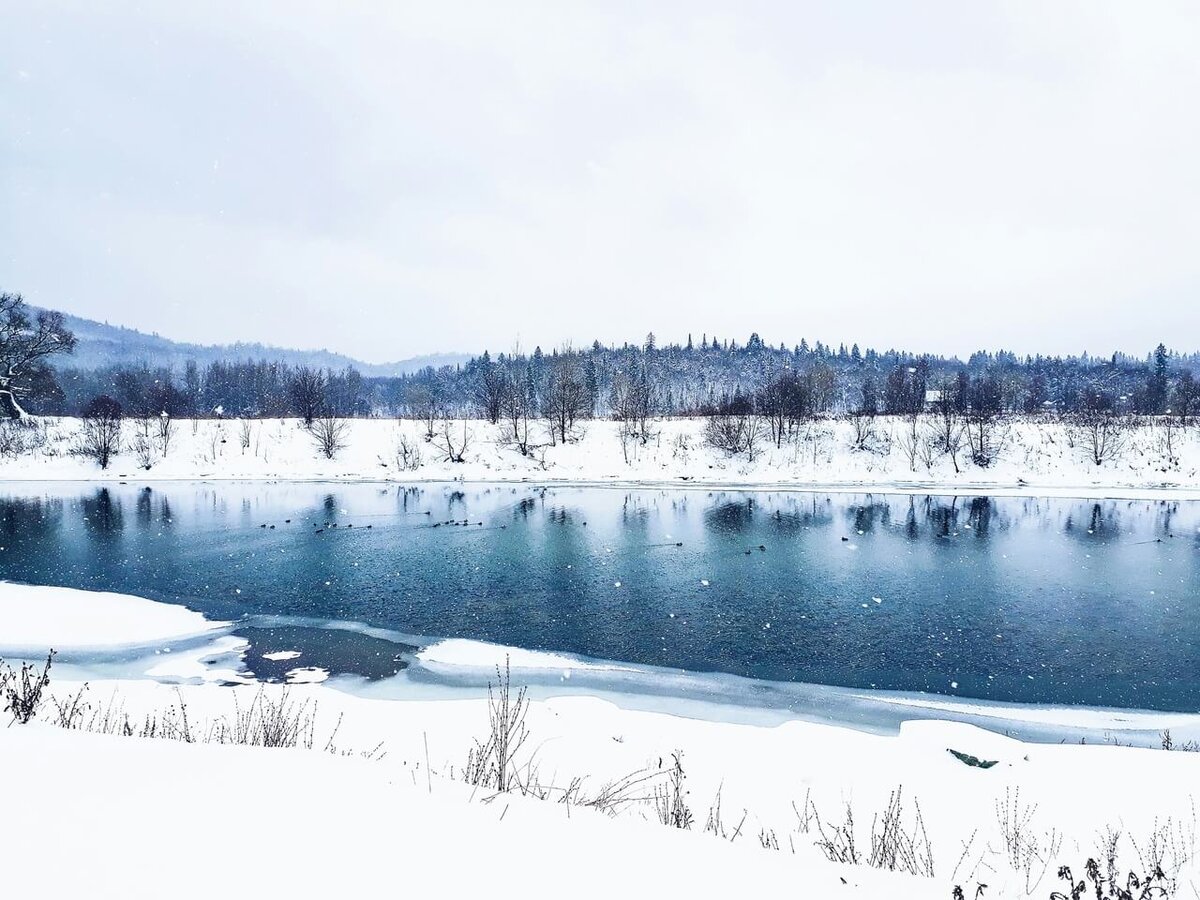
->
left=700, top=579, right=709, bottom=586
left=285, top=666, right=329, bottom=684
left=263, top=650, right=301, bottom=661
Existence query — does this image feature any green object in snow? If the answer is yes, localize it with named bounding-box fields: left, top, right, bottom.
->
left=948, top=748, right=998, bottom=769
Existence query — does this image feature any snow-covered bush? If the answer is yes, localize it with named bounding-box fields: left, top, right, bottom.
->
left=132, top=417, right=157, bottom=469
left=1068, top=408, right=1131, bottom=466
left=309, top=415, right=348, bottom=460
left=703, top=413, right=765, bottom=461
left=0, top=419, right=30, bottom=457
left=395, top=430, right=422, bottom=470
left=847, top=409, right=879, bottom=452
left=76, top=395, right=123, bottom=469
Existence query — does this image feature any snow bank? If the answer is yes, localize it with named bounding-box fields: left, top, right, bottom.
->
left=2, top=415, right=1199, bottom=498
left=0, top=721, right=901, bottom=899
left=0, top=582, right=223, bottom=654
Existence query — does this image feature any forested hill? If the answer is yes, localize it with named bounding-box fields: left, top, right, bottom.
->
left=38, top=308, right=468, bottom=377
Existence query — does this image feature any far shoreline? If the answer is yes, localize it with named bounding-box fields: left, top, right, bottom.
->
left=3, top=474, right=1200, bottom=503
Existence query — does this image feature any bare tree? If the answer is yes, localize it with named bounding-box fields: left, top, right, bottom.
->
left=757, top=370, right=815, bottom=447
left=407, top=384, right=442, bottom=440
left=896, top=414, right=922, bottom=472
left=156, top=411, right=174, bottom=457
left=395, top=430, right=423, bottom=470
left=500, top=385, right=535, bottom=456
left=930, top=379, right=965, bottom=473
left=848, top=408, right=877, bottom=452
left=433, top=416, right=472, bottom=463
left=965, top=373, right=1004, bottom=467
left=0, top=293, right=76, bottom=419
left=287, top=366, right=326, bottom=426
left=1154, top=416, right=1182, bottom=469
left=495, top=353, right=541, bottom=456
left=78, top=395, right=123, bottom=469
left=309, top=415, right=348, bottom=460
left=1070, top=401, right=1130, bottom=466
left=610, top=361, right=654, bottom=463
left=916, top=430, right=939, bottom=472
left=543, top=348, right=590, bottom=445
left=132, top=417, right=156, bottom=469
left=758, top=372, right=789, bottom=448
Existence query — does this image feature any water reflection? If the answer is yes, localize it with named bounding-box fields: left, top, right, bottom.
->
left=1, top=482, right=1197, bottom=711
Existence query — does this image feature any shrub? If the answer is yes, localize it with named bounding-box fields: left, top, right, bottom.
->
left=463, top=658, right=529, bottom=793
left=703, top=413, right=766, bottom=461
left=78, top=395, right=123, bottom=469
left=653, top=750, right=693, bottom=829
left=1, top=651, right=54, bottom=724
left=309, top=415, right=349, bottom=460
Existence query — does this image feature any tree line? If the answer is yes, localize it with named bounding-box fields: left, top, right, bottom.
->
left=3, top=293, right=1198, bottom=428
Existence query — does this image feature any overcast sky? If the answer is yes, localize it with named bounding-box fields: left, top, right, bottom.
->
left=3, top=2, right=1198, bottom=363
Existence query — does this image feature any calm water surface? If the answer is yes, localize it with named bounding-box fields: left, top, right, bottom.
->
left=1, top=481, right=1198, bottom=711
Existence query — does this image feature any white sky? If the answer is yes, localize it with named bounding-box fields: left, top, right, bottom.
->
left=3, top=1, right=1198, bottom=363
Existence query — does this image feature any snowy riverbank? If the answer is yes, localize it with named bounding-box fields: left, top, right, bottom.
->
left=3, top=583, right=1199, bottom=899
left=1, top=415, right=1199, bottom=499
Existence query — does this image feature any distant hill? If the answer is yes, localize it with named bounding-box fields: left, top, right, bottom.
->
left=39, top=309, right=469, bottom=377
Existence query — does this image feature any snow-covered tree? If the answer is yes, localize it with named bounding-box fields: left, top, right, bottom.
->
left=0, top=293, right=76, bottom=418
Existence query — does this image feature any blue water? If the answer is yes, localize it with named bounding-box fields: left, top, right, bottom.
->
left=1, top=481, right=1197, bottom=712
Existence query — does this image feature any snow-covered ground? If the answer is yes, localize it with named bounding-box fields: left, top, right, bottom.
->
left=3, top=584, right=1199, bottom=899
left=3, top=414, right=1199, bottom=498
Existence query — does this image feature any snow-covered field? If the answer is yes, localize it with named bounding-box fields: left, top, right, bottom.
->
left=3, top=583, right=1199, bottom=899
left=2, top=414, right=1199, bottom=498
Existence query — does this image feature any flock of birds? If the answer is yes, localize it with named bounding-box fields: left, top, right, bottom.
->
left=249, top=513, right=787, bottom=557
left=253, top=515, right=492, bottom=535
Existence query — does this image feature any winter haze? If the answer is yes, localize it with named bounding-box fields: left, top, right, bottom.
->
left=3, top=1, right=1199, bottom=361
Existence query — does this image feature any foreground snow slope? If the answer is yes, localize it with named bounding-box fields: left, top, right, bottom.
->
left=7, top=677, right=1198, bottom=900
left=1, top=722, right=904, bottom=900
left=2, top=415, right=1198, bottom=497
left=3, top=586, right=1199, bottom=899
